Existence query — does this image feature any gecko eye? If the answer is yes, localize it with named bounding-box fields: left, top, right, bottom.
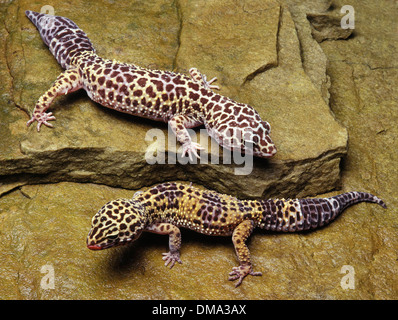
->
left=107, top=234, right=118, bottom=240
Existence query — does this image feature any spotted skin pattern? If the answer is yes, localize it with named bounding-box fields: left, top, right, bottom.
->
left=86, top=182, right=387, bottom=287
left=25, top=11, right=277, bottom=160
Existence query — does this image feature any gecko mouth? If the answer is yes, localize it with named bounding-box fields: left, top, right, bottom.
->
left=254, top=146, right=277, bottom=158
left=87, top=239, right=132, bottom=250
left=87, top=240, right=119, bottom=250
left=87, top=244, right=104, bottom=250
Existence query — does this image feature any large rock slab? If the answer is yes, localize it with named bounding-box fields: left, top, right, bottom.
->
left=279, top=0, right=333, bottom=103
left=319, top=0, right=398, bottom=298
left=0, top=0, right=397, bottom=300
left=0, top=181, right=392, bottom=299
left=0, top=0, right=346, bottom=199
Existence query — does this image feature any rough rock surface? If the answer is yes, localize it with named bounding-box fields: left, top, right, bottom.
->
left=0, top=0, right=346, bottom=199
left=0, top=0, right=396, bottom=300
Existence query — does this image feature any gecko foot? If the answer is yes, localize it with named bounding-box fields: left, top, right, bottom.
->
left=162, top=251, right=182, bottom=269
left=181, top=142, right=204, bottom=161
left=189, top=68, right=220, bottom=91
left=228, top=265, right=262, bottom=287
left=27, top=112, right=56, bottom=132
left=203, top=74, right=219, bottom=91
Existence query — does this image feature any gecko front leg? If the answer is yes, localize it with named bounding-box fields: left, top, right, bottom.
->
left=189, top=67, right=220, bottom=91
left=145, top=222, right=183, bottom=268
left=168, top=114, right=204, bottom=161
left=27, top=67, right=83, bottom=131
left=229, top=220, right=262, bottom=287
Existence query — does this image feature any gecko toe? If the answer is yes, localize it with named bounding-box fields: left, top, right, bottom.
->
left=162, top=252, right=182, bottom=269
left=228, top=265, right=262, bottom=287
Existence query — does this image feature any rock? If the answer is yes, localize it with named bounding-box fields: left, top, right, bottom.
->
left=175, top=0, right=280, bottom=87
left=320, top=0, right=398, bottom=299
left=307, top=12, right=353, bottom=42
left=5, top=0, right=398, bottom=301
left=0, top=0, right=346, bottom=200
left=278, top=0, right=332, bottom=103
left=0, top=181, right=392, bottom=299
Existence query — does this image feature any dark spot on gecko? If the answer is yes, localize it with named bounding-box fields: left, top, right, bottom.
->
left=119, top=84, right=128, bottom=95
left=106, top=80, right=113, bottom=89
left=188, top=82, right=200, bottom=91
left=189, top=92, right=200, bottom=101
left=137, top=78, right=147, bottom=87
left=151, top=79, right=164, bottom=91
left=146, top=86, right=156, bottom=98
left=200, top=97, right=208, bottom=105
left=122, top=74, right=134, bottom=83
left=98, top=76, right=105, bottom=86
left=98, top=89, right=105, bottom=99
left=176, top=87, right=186, bottom=98
left=161, top=93, right=168, bottom=101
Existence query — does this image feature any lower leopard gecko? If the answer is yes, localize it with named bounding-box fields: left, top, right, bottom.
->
left=86, top=182, right=386, bottom=287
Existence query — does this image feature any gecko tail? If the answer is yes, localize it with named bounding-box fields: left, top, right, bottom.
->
left=298, top=191, right=387, bottom=231
left=25, top=10, right=79, bottom=46
left=331, top=191, right=387, bottom=211
left=258, top=191, right=386, bottom=233
left=25, top=10, right=95, bottom=69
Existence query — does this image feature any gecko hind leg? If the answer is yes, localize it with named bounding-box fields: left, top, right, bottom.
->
left=228, top=220, right=262, bottom=287
left=27, top=67, right=83, bottom=131
left=228, top=265, right=262, bottom=288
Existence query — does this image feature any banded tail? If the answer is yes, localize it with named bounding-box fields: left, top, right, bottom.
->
left=259, top=192, right=386, bottom=232
left=25, top=10, right=95, bottom=69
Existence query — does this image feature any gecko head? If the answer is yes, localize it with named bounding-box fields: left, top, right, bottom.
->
left=205, top=102, right=277, bottom=158
left=225, top=121, right=277, bottom=158
left=87, top=198, right=147, bottom=250
left=249, top=120, right=277, bottom=158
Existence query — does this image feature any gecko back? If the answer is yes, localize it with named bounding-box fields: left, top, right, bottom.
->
left=25, top=10, right=95, bottom=69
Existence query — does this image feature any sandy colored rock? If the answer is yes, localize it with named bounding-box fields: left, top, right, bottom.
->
left=307, top=12, right=353, bottom=42
left=319, top=0, right=398, bottom=298
left=175, top=0, right=280, bottom=87
left=279, top=0, right=332, bottom=103
left=0, top=180, right=394, bottom=299
left=0, top=0, right=346, bottom=200
left=1, top=0, right=396, bottom=300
